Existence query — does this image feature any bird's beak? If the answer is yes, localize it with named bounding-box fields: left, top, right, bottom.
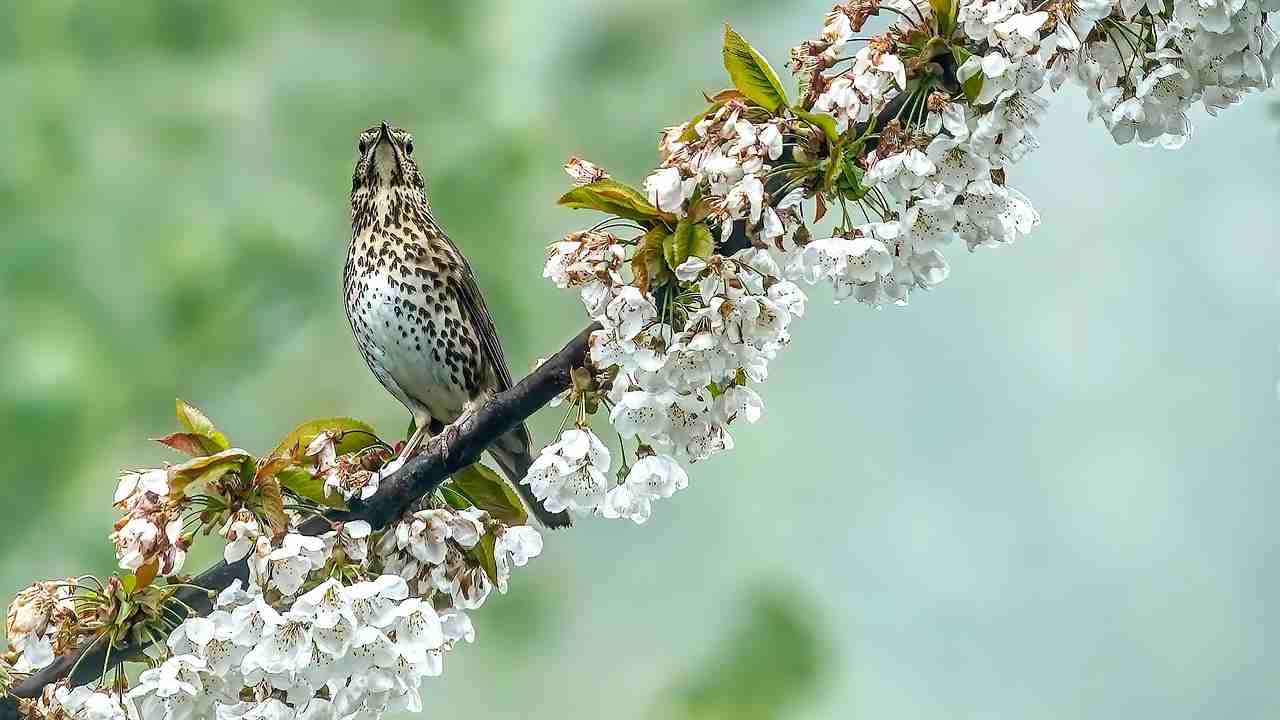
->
left=373, top=121, right=401, bottom=172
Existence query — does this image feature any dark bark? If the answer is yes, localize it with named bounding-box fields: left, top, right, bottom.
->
left=0, top=324, right=598, bottom=719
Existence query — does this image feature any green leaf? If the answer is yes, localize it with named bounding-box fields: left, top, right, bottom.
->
left=258, top=478, right=288, bottom=533
left=440, top=485, right=473, bottom=511
left=168, top=448, right=252, bottom=493
left=194, top=461, right=239, bottom=489
left=952, top=46, right=983, bottom=104
left=822, top=152, right=844, bottom=193
left=839, top=161, right=871, bottom=201
left=175, top=399, right=229, bottom=453
left=680, top=104, right=719, bottom=142
left=278, top=467, right=349, bottom=511
left=930, top=0, right=956, bottom=36
left=632, top=226, right=673, bottom=294
left=469, top=533, right=500, bottom=584
left=664, top=220, right=715, bottom=271
left=722, top=25, right=790, bottom=113
left=792, top=108, right=841, bottom=146
left=558, top=179, right=666, bottom=223
left=271, top=417, right=380, bottom=458
left=449, top=463, right=528, bottom=525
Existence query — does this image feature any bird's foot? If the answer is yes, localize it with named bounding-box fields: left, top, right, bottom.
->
left=437, top=420, right=463, bottom=460
left=377, top=454, right=406, bottom=479
left=379, top=423, right=428, bottom=478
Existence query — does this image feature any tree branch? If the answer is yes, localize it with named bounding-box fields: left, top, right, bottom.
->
left=0, top=324, right=599, bottom=718
left=2, top=83, right=919, bottom=719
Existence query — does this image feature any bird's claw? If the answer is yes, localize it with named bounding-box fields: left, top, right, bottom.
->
left=438, top=421, right=462, bottom=459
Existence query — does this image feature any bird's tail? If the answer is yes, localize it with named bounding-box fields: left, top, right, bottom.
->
left=490, top=431, right=573, bottom=530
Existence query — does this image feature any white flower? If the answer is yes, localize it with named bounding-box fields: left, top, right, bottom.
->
left=960, top=179, right=1040, bottom=249
left=263, top=534, right=327, bottom=597
left=720, top=386, right=764, bottom=424
left=15, top=633, right=53, bottom=672
left=128, top=655, right=207, bottom=720
left=294, top=578, right=356, bottom=630
left=610, top=389, right=672, bottom=439
left=334, top=520, right=372, bottom=563
left=813, top=76, right=870, bottom=132
left=221, top=510, right=262, bottom=564
left=564, top=156, right=609, bottom=185
left=244, top=610, right=312, bottom=675
left=167, top=610, right=244, bottom=678
left=790, top=232, right=894, bottom=289
left=440, top=609, right=475, bottom=644
left=53, top=687, right=127, bottom=720
left=605, top=286, right=658, bottom=341
left=643, top=167, right=685, bottom=213
left=548, top=465, right=609, bottom=514
left=349, top=575, right=409, bottom=629
left=229, top=593, right=282, bottom=648
left=112, top=517, right=159, bottom=571
left=524, top=428, right=612, bottom=515
left=674, top=257, right=708, bottom=282
left=215, top=578, right=255, bottom=609
left=925, top=99, right=970, bottom=139
left=725, top=174, right=766, bottom=226
left=768, top=281, right=807, bottom=318
left=395, top=508, right=482, bottom=567
left=853, top=46, right=907, bottom=93
left=392, top=598, right=444, bottom=663
left=926, top=136, right=989, bottom=190
left=902, top=198, right=958, bottom=251
left=113, top=469, right=169, bottom=507
left=865, top=150, right=936, bottom=202
left=993, top=12, right=1048, bottom=58
left=600, top=484, right=652, bottom=524
left=626, top=454, right=689, bottom=500
left=494, top=526, right=543, bottom=592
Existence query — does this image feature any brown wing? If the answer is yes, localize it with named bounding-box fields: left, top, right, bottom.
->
left=451, top=254, right=515, bottom=391
left=438, top=231, right=571, bottom=529
left=447, top=246, right=532, bottom=448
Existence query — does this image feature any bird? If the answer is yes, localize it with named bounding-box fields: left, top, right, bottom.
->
left=343, top=121, right=571, bottom=529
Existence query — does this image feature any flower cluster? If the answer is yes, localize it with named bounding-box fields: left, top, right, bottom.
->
left=4, top=581, right=75, bottom=674
left=5, top=403, right=543, bottom=720
left=530, top=3, right=1273, bottom=526
left=120, top=577, right=475, bottom=720
left=110, top=469, right=186, bottom=576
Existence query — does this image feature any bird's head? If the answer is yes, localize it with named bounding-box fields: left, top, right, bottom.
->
left=351, top=121, right=425, bottom=204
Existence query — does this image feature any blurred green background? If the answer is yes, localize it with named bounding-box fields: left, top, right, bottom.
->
left=1, top=2, right=1278, bottom=718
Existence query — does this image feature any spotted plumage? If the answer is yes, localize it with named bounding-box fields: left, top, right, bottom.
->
left=344, top=122, right=570, bottom=529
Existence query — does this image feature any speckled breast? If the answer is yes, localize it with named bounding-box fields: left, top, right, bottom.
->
left=344, top=243, right=485, bottom=425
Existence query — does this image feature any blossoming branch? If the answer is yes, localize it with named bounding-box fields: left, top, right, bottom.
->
left=3, top=1, right=1274, bottom=719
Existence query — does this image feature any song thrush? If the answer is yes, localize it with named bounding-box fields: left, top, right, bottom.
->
left=344, top=122, right=571, bottom=529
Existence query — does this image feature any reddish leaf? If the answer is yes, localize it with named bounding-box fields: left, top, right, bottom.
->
left=154, top=433, right=209, bottom=457
left=134, top=561, right=158, bottom=591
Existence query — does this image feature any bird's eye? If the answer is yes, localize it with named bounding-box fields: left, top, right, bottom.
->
left=404, top=139, right=414, bottom=156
